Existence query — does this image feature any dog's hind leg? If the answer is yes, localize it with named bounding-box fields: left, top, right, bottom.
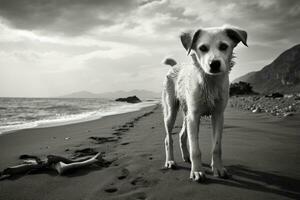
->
left=162, top=79, right=179, bottom=169
left=179, top=116, right=190, bottom=163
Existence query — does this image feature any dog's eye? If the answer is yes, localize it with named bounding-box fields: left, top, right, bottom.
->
left=219, top=43, right=228, bottom=51
left=199, top=45, right=209, bottom=52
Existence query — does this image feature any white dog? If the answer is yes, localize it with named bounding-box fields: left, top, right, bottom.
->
left=162, top=25, right=248, bottom=182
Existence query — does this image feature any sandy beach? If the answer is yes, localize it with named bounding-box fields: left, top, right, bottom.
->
left=0, top=104, right=300, bottom=200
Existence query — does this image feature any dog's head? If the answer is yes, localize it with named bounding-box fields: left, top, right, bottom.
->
left=180, top=26, right=247, bottom=75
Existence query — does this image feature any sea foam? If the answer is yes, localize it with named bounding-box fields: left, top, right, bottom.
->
left=0, top=97, right=158, bottom=134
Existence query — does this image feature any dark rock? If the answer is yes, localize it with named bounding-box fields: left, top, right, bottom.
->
left=265, top=92, right=284, bottom=98
left=284, top=112, right=294, bottom=117
left=288, top=105, right=296, bottom=112
left=115, top=96, right=141, bottom=103
left=252, top=107, right=262, bottom=113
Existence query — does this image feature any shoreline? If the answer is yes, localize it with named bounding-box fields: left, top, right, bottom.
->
left=0, top=101, right=159, bottom=135
left=0, top=104, right=158, bottom=164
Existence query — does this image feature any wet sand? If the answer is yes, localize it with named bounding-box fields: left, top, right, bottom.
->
left=0, top=104, right=300, bottom=200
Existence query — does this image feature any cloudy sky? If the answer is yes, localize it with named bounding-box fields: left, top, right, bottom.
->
left=0, top=0, right=299, bottom=97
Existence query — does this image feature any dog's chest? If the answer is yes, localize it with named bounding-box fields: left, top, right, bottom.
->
left=176, top=75, right=225, bottom=116
left=194, top=88, right=220, bottom=115
left=178, top=90, right=219, bottom=116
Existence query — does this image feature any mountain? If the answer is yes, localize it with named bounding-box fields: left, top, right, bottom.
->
left=60, top=91, right=99, bottom=98
left=60, top=90, right=161, bottom=99
left=233, top=44, right=300, bottom=94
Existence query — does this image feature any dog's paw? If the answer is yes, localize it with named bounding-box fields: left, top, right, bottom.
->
left=190, top=170, right=206, bottom=182
left=165, top=160, right=177, bottom=169
left=212, top=166, right=231, bottom=179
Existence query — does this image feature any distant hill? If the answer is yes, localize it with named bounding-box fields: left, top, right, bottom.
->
left=60, top=91, right=99, bottom=98
left=60, top=89, right=161, bottom=100
left=233, top=44, right=300, bottom=94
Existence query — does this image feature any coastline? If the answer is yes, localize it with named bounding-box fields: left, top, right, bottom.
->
left=0, top=104, right=158, bottom=167
left=1, top=104, right=300, bottom=200
left=0, top=101, right=159, bottom=135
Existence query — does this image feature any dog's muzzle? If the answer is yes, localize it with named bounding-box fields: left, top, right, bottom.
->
left=209, top=60, right=221, bottom=73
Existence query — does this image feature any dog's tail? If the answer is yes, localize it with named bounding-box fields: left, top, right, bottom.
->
left=162, top=57, right=177, bottom=67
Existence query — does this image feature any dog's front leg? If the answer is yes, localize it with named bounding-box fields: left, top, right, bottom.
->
left=187, top=111, right=205, bottom=182
left=211, top=111, right=229, bottom=178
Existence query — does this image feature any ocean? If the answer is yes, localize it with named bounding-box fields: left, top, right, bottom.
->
left=0, top=97, right=158, bottom=134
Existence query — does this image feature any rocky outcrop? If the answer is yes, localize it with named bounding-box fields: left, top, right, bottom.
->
left=229, top=95, right=300, bottom=117
left=234, top=44, right=300, bottom=94
left=115, top=96, right=142, bottom=103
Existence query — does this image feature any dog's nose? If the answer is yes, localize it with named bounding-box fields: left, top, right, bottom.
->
left=210, top=60, right=221, bottom=73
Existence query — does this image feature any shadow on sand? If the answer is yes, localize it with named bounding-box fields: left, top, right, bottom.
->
left=170, top=163, right=300, bottom=199
left=209, top=164, right=300, bottom=199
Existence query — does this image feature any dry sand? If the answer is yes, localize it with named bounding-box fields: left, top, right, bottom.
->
left=0, top=104, right=300, bottom=200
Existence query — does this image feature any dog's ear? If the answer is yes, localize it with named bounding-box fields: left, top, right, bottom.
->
left=225, top=28, right=248, bottom=47
left=180, top=29, right=201, bottom=55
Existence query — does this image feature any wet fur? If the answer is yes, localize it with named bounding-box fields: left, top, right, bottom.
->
left=162, top=26, right=247, bottom=182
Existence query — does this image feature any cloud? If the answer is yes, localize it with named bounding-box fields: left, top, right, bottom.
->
left=0, top=0, right=137, bottom=35
left=0, top=0, right=300, bottom=97
left=172, top=0, right=300, bottom=43
left=1, top=0, right=299, bottom=43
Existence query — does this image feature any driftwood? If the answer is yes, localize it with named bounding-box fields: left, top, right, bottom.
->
left=0, top=152, right=110, bottom=180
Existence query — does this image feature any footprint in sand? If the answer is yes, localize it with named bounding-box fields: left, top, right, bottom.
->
left=104, top=187, right=118, bottom=193
left=136, top=193, right=147, bottom=200
left=117, top=168, right=130, bottom=180
left=115, top=127, right=130, bottom=132
left=125, top=122, right=134, bottom=127
left=130, top=192, right=147, bottom=200
left=89, top=136, right=117, bottom=144
left=133, top=117, right=140, bottom=122
left=130, top=177, right=150, bottom=187
left=112, top=131, right=122, bottom=136
left=131, top=110, right=155, bottom=124
left=73, top=148, right=98, bottom=157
